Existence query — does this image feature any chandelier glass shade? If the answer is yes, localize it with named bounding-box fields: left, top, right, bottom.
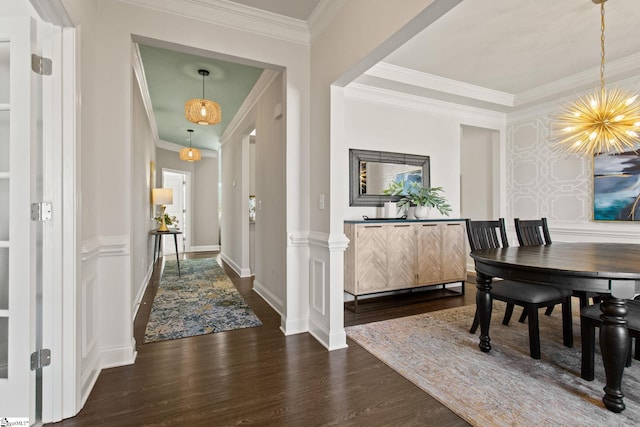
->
left=553, top=0, right=640, bottom=155
left=185, top=69, right=222, bottom=126
left=179, top=129, right=202, bottom=162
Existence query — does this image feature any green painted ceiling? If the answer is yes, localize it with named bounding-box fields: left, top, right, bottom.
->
left=138, top=44, right=264, bottom=152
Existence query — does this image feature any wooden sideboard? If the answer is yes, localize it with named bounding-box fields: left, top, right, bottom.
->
left=344, top=219, right=466, bottom=311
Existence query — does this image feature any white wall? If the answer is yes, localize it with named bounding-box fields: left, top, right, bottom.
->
left=220, top=132, right=244, bottom=274
left=342, top=94, right=464, bottom=221
left=507, top=88, right=640, bottom=243
left=192, top=156, right=219, bottom=248
left=461, top=125, right=497, bottom=221
left=131, top=71, right=156, bottom=321
left=221, top=73, right=286, bottom=315
left=155, top=148, right=219, bottom=251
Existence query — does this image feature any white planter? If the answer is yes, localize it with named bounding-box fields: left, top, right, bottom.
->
left=414, top=205, right=431, bottom=219
left=384, top=201, right=398, bottom=218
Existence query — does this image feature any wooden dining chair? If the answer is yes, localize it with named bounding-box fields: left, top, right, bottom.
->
left=515, top=217, right=601, bottom=312
left=580, top=300, right=640, bottom=380
left=467, top=218, right=574, bottom=359
left=513, top=217, right=554, bottom=320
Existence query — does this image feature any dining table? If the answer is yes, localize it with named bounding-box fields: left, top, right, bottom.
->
left=470, top=242, right=640, bottom=413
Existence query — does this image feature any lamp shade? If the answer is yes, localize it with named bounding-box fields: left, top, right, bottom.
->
left=185, top=69, right=222, bottom=125
left=179, top=147, right=202, bottom=162
left=152, top=188, right=173, bottom=205
left=185, top=98, right=221, bottom=125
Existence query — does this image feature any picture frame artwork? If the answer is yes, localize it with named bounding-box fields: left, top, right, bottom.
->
left=594, top=151, right=640, bottom=221
left=349, top=149, right=430, bottom=207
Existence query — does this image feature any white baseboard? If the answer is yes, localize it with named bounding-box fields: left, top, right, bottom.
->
left=79, top=353, right=101, bottom=412
left=100, top=340, right=137, bottom=370
left=133, top=265, right=153, bottom=320
left=190, top=245, right=220, bottom=252
left=220, top=252, right=251, bottom=277
left=253, top=278, right=284, bottom=315
left=308, top=317, right=347, bottom=351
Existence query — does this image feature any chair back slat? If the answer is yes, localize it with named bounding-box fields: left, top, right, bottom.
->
left=514, top=218, right=551, bottom=246
left=465, top=218, right=509, bottom=251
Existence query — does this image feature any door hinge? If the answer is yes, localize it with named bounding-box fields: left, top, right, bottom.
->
left=31, top=202, right=52, bottom=221
left=31, top=349, right=51, bottom=370
left=32, top=54, right=52, bottom=76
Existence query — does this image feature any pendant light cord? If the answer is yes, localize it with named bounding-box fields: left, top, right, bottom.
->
left=600, top=0, right=605, bottom=95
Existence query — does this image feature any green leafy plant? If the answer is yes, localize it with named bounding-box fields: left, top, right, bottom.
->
left=154, top=213, right=178, bottom=226
left=382, top=180, right=405, bottom=196
left=395, top=182, right=452, bottom=216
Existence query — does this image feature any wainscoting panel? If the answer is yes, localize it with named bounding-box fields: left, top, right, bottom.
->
left=80, top=235, right=135, bottom=407
left=507, top=116, right=591, bottom=222
left=79, top=254, right=100, bottom=411
left=311, top=259, right=326, bottom=316
left=80, top=267, right=97, bottom=360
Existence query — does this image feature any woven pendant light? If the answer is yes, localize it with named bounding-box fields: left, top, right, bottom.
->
left=179, top=129, right=202, bottom=162
left=185, top=69, right=222, bottom=126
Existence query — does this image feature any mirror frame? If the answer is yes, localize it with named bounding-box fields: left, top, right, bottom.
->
left=349, top=148, right=431, bottom=207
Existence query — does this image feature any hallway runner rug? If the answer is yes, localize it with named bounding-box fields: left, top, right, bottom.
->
left=346, top=302, right=640, bottom=426
left=144, top=258, right=262, bottom=343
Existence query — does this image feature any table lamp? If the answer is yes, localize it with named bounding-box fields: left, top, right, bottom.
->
left=152, top=188, right=173, bottom=232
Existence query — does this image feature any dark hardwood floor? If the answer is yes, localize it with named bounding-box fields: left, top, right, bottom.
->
left=49, top=252, right=475, bottom=426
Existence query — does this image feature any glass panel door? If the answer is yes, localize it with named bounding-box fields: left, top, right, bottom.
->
left=0, top=17, right=37, bottom=420
left=0, top=38, right=11, bottom=383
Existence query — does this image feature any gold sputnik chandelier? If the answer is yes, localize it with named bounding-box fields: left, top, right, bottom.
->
left=553, top=0, right=640, bottom=155
left=185, top=69, right=222, bottom=126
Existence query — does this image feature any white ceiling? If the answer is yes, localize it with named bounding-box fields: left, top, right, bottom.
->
left=384, top=0, right=640, bottom=110
left=232, top=0, right=640, bottom=111
left=384, top=0, right=640, bottom=95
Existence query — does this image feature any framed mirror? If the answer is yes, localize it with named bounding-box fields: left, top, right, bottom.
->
left=349, top=149, right=430, bottom=207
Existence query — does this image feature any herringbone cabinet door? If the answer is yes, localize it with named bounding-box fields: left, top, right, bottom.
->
left=387, top=225, right=415, bottom=289
left=356, top=226, right=388, bottom=292
left=415, top=224, right=442, bottom=284
left=441, top=223, right=466, bottom=281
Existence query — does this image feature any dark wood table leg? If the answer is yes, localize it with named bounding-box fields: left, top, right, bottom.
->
left=476, top=272, right=493, bottom=353
left=173, top=233, right=181, bottom=277
left=153, top=235, right=160, bottom=263
left=599, top=297, right=629, bottom=413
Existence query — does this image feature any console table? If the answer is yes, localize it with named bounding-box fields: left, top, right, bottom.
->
left=344, top=218, right=466, bottom=312
left=150, top=229, right=182, bottom=277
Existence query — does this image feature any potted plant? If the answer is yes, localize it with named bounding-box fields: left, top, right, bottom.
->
left=395, top=182, right=452, bottom=219
left=154, top=213, right=179, bottom=229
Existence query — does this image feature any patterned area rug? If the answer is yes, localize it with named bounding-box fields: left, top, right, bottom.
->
left=144, top=258, right=262, bottom=343
left=346, top=302, right=640, bottom=426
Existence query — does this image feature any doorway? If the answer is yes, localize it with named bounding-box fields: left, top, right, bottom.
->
left=162, top=169, right=192, bottom=254
left=460, top=125, right=498, bottom=221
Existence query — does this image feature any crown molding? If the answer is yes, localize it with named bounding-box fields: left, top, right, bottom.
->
left=118, top=0, right=311, bottom=45
left=219, top=68, right=281, bottom=146
left=367, top=62, right=515, bottom=107
left=131, top=43, right=160, bottom=144
left=370, top=54, right=640, bottom=113
left=156, top=139, right=217, bottom=157
left=308, top=0, right=347, bottom=43
left=30, top=0, right=74, bottom=27
left=515, top=52, right=640, bottom=107
left=508, top=73, right=640, bottom=124
left=345, top=82, right=506, bottom=129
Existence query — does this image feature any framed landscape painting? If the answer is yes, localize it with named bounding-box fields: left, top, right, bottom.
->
left=594, top=151, right=640, bottom=221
